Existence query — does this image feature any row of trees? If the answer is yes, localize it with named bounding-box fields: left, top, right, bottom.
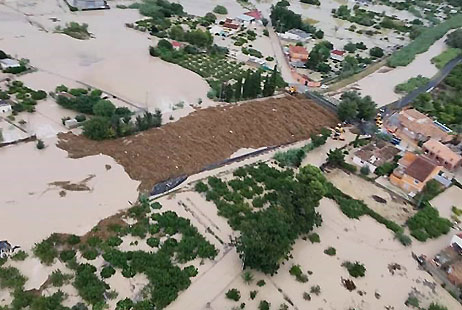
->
left=220, top=66, right=281, bottom=102
left=83, top=110, right=162, bottom=140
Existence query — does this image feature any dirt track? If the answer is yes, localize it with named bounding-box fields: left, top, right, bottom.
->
left=57, top=95, right=338, bottom=192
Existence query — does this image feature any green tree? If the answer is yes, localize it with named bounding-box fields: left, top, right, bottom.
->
left=447, top=29, right=462, bottom=48
left=327, top=148, right=345, bottom=166
left=337, top=100, right=358, bottom=122
left=169, top=25, right=185, bottom=41
left=157, top=39, right=173, bottom=50
left=224, top=83, right=234, bottom=102
left=213, top=5, right=227, bottom=14
left=93, top=100, right=116, bottom=117
left=370, top=46, right=384, bottom=58
left=83, top=117, right=113, bottom=140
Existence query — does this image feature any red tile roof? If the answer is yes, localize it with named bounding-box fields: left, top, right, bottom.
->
left=245, top=10, right=262, bottom=20
left=223, top=22, right=240, bottom=30
left=331, top=50, right=346, bottom=56
left=289, top=45, right=308, bottom=55
left=405, top=156, right=439, bottom=182
left=171, top=40, right=181, bottom=47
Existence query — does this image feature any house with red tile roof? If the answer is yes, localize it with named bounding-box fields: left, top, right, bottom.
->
left=330, top=50, right=346, bottom=61
left=289, top=45, right=309, bottom=62
left=244, top=10, right=262, bottom=20
left=390, top=153, right=442, bottom=194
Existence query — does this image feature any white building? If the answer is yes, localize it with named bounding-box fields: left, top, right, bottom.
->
left=0, top=100, right=12, bottom=113
left=0, top=58, right=21, bottom=70
left=235, top=14, right=255, bottom=26
left=0, top=241, right=12, bottom=258
left=450, top=234, right=462, bottom=250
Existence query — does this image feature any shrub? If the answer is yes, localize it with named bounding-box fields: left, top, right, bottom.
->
left=303, top=292, right=311, bottom=300
left=407, top=204, right=451, bottom=241
left=396, top=233, right=412, bottom=246
left=324, top=247, right=336, bottom=256
left=67, top=234, right=81, bottom=245
left=195, top=181, right=208, bottom=193
left=242, top=270, right=254, bottom=284
left=75, top=114, right=86, bottom=122
left=31, top=90, right=47, bottom=100
left=405, top=295, right=419, bottom=307
left=360, top=165, right=370, bottom=175
left=36, top=139, right=45, bottom=149
left=50, top=269, right=72, bottom=287
left=257, top=280, right=266, bottom=287
left=226, top=288, right=241, bottom=301
left=308, top=233, right=320, bottom=243
left=100, top=266, right=116, bottom=279
left=310, top=285, right=321, bottom=295
left=259, top=300, right=270, bottom=310
left=34, top=235, right=59, bottom=265
left=342, top=261, right=366, bottom=278
left=289, top=264, right=308, bottom=283
left=250, top=290, right=257, bottom=299
left=428, top=303, right=448, bottom=310
left=146, top=237, right=160, bottom=248
left=59, top=250, right=76, bottom=262
left=0, top=266, right=26, bottom=289
left=213, top=5, right=227, bottom=14
left=11, top=250, right=28, bottom=261
left=82, top=248, right=99, bottom=260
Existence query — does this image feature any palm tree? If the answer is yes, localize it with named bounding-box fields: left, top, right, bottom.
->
left=242, top=270, right=254, bottom=284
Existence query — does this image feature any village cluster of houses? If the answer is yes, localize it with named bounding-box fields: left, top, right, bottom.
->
left=209, top=10, right=263, bottom=38
left=352, top=108, right=461, bottom=197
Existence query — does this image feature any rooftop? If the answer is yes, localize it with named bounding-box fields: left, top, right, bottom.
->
left=287, top=28, right=311, bottom=39
left=0, top=240, right=11, bottom=250
left=423, top=139, right=462, bottom=164
left=244, top=10, right=262, bottom=20
left=289, top=45, right=308, bottom=55
left=0, top=58, right=20, bottom=66
left=397, top=109, right=450, bottom=142
left=354, top=142, right=400, bottom=167
left=236, top=14, right=255, bottom=22
left=223, top=22, right=240, bottom=30
left=405, top=155, right=439, bottom=182
left=331, top=50, right=346, bottom=56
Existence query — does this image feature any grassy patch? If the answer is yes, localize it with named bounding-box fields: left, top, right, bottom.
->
left=394, top=75, right=430, bottom=94
left=388, top=14, right=462, bottom=67
left=431, top=48, right=461, bottom=69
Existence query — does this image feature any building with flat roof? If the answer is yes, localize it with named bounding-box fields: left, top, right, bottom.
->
left=67, top=0, right=108, bottom=10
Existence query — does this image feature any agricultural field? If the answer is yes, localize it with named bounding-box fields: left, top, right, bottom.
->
left=173, top=54, right=246, bottom=86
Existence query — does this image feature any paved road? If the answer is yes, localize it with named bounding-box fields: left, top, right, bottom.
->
left=389, top=55, right=462, bottom=111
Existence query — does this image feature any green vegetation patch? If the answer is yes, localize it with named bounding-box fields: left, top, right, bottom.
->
left=56, top=22, right=91, bottom=40
left=407, top=204, right=451, bottom=242
left=431, top=48, right=461, bottom=69
left=394, top=75, right=430, bottom=94
left=388, top=14, right=462, bottom=67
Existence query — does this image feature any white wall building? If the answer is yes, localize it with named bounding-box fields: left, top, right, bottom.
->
left=0, top=58, right=21, bottom=70
left=0, top=100, right=12, bottom=113
left=450, top=234, right=462, bottom=250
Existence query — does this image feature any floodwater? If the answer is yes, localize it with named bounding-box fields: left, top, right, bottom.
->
left=349, top=36, right=447, bottom=107
left=0, top=138, right=139, bottom=248
left=0, top=2, right=212, bottom=112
